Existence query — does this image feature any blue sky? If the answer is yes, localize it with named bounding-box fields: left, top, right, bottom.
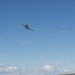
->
left=0, top=0, right=75, bottom=74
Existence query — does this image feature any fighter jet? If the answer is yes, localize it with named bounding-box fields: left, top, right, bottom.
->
left=22, top=23, right=33, bottom=31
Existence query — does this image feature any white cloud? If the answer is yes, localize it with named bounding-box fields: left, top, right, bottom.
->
left=0, top=63, right=75, bottom=75
left=0, top=64, right=18, bottom=73
left=43, top=65, right=54, bottom=71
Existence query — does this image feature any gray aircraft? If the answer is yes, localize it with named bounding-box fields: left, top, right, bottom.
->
left=22, top=23, right=33, bottom=31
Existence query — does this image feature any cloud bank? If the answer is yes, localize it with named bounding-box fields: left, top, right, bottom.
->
left=0, top=63, right=74, bottom=75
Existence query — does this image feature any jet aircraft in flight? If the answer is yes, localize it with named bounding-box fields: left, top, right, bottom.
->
left=22, top=23, right=33, bottom=31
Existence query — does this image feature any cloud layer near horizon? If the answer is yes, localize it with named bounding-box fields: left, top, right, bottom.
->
left=0, top=63, right=74, bottom=75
